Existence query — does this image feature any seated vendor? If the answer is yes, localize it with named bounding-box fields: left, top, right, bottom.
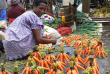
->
left=2, top=0, right=57, bottom=60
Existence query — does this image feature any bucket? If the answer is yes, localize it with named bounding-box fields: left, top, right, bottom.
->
left=58, top=8, right=64, bottom=17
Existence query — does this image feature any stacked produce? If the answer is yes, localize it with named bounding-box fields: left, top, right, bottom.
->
left=77, top=11, right=87, bottom=20
left=14, top=34, right=107, bottom=74
left=73, top=20, right=99, bottom=35
left=92, top=8, right=110, bottom=18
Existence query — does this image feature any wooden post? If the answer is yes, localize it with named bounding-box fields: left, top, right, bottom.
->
left=46, top=0, right=53, bottom=14
left=82, top=0, right=90, bottom=13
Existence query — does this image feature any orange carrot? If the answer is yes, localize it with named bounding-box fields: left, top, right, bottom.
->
left=33, top=56, right=40, bottom=63
left=67, top=70, right=71, bottom=74
left=94, top=58, right=99, bottom=70
left=66, top=67, right=70, bottom=72
left=64, top=53, right=71, bottom=61
left=26, top=67, right=29, bottom=74
left=76, top=64, right=85, bottom=70
left=60, top=53, right=63, bottom=62
left=94, top=66, right=100, bottom=74
left=57, top=64, right=64, bottom=72
left=71, top=70, right=77, bottom=74
left=56, top=54, right=60, bottom=60
left=92, top=67, right=96, bottom=74
left=2, top=72, right=6, bottom=74
left=0, top=71, right=2, bottom=74
left=22, top=67, right=27, bottom=74
left=44, top=68, right=50, bottom=71
left=44, top=61, right=49, bottom=68
left=63, top=53, right=70, bottom=64
left=78, top=57, right=84, bottom=65
left=74, top=66, right=79, bottom=74
left=61, top=64, right=67, bottom=70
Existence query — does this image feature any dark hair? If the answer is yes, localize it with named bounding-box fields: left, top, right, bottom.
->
left=33, top=0, right=47, bottom=7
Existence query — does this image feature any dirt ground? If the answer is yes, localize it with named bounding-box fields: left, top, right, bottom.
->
left=101, top=23, right=110, bottom=74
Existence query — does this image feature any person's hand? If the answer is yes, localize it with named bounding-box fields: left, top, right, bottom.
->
left=52, top=39, right=57, bottom=45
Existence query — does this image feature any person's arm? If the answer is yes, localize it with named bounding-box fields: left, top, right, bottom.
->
left=32, top=29, right=56, bottom=45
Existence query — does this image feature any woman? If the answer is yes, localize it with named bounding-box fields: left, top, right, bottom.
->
left=2, top=0, right=57, bottom=60
left=7, top=0, right=26, bottom=24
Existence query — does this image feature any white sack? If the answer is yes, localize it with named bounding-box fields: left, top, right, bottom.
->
left=43, top=25, right=61, bottom=39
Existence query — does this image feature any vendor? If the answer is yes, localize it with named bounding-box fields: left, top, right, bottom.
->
left=7, top=0, right=26, bottom=24
left=2, top=0, right=57, bottom=60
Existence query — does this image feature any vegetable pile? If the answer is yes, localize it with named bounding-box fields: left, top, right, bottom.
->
left=73, top=20, right=100, bottom=36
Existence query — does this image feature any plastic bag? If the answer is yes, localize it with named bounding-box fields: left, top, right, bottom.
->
left=56, top=27, right=72, bottom=36
left=43, top=25, right=61, bottom=39
left=41, top=14, right=54, bottom=23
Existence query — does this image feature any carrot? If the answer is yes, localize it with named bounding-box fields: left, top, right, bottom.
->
left=56, top=54, right=60, bottom=60
left=103, top=51, right=108, bottom=57
left=41, top=60, right=44, bottom=67
left=60, top=53, right=63, bottom=62
left=84, top=57, right=89, bottom=67
left=61, top=62, right=66, bottom=65
left=82, top=50, right=85, bottom=58
left=0, top=71, right=2, bottom=74
left=38, top=52, right=42, bottom=59
left=53, top=71, right=56, bottom=74
left=26, top=67, right=29, bottom=74
left=78, top=57, right=84, bottom=65
left=28, top=68, right=31, bottom=74
left=94, top=66, right=100, bottom=74
left=66, top=67, right=70, bottom=72
left=22, top=67, right=27, bottom=74
left=74, top=66, right=79, bottom=74
left=33, top=70, right=38, bottom=74
left=71, top=70, right=77, bottom=74
left=61, top=64, right=67, bottom=70
left=57, top=64, right=64, bottom=72
left=93, top=59, right=99, bottom=70
left=46, top=60, right=52, bottom=66
left=76, top=64, right=85, bottom=70
left=6, top=72, right=11, bottom=74
left=99, top=51, right=101, bottom=58
left=63, top=53, right=70, bottom=64
left=64, top=53, right=71, bottom=61
left=39, top=60, right=42, bottom=66
left=48, top=35, right=53, bottom=39
left=33, top=56, right=40, bottom=63
left=44, top=61, right=49, bottom=68
left=67, top=70, right=71, bottom=74
left=2, top=72, right=6, bottom=74
left=78, top=55, right=84, bottom=62
left=46, top=34, right=49, bottom=39
left=101, top=51, right=105, bottom=58
left=92, top=67, right=96, bottom=74
left=44, top=68, right=50, bottom=71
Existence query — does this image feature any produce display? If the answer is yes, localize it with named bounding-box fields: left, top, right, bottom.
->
left=73, top=20, right=99, bottom=35
left=77, top=11, right=87, bottom=20
left=44, top=18, right=64, bottom=29
left=92, top=8, right=110, bottom=18
left=0, top=34, right=108, bottom=74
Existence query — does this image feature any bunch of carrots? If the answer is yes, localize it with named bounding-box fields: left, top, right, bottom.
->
left=21, top=34, right=109, bottom=74
left=0, top=63, right=11, bottom=74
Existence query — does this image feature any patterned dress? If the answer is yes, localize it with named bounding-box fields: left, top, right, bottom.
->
left=2, top=11, right=44, bottom=60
